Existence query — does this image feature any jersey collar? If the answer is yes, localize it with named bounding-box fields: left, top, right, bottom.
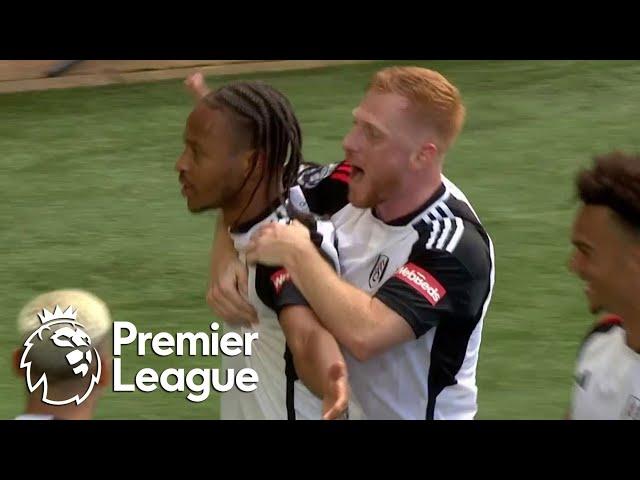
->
left=229, top=197, right=283, bottom=235
left=371, top=182, right=447, bottom=227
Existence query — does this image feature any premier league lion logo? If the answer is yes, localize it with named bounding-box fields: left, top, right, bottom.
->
left=20, top=305, right=102, bottom=405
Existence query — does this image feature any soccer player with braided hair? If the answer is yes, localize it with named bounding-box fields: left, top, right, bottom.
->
left=177, top=74, right=352, bottom=420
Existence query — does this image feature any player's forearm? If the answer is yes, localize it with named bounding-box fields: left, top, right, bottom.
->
left=285, top=243, right=381, bottom=361
left=210, top=216, right=236, bottom=279
left=293, top=325, right=346, bottom=399
left=190, top=77, right=211, bottom=101
left=185, top=73, right=211, bottom=101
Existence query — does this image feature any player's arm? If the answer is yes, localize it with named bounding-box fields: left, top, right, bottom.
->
left=245, top=161, right=412, bottom=361
left=185, top=72, right=211, bottom=100
left=205, top=155, right=350, bottom=326
left=257, top=260, right=349, bottom=420
left=246, top=221, right=413, bottom=360
left=247, top=220, right=490, bottom=362
left=258, top=224, right=350, bottom=420
left=207, top=216, right=257, bottom=326
left=279, top=305, right=349, bottom=420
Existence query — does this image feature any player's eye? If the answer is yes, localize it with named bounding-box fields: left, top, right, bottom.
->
left=577, top=245, right=591, bottom=259
left=364, top=124, right=382, bottom=140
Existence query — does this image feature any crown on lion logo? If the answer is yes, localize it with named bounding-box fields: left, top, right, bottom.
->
left=37, top=305, right=77, bottom=324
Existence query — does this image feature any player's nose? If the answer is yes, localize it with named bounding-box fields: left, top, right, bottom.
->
left=342, top=126, right=359, bottom=154
left=567, top=251, right=582, bottom=276
left=175, top=152, right=189, bottom=173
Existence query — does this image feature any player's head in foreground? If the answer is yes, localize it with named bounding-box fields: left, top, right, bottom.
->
left=175, top=81, right=304, bottom=226
left=343, top=66, right=466, bottom=219
left=13, top=289, right=113, bottom=420
left=570, top=151, right=640, bottom=321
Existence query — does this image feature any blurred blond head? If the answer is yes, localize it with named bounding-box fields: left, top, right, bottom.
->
left=17, top=289, right=112, bottom=346
left=14, top=289, right=113, bottom=419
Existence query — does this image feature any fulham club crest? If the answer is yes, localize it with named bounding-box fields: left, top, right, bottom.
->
left=369, top=254, right=390, bottom=289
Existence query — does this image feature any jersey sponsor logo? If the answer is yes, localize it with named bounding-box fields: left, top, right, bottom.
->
left=369, top=254, right=390, bottom=289
left=623, top=395, right=640, bottom=420
left=270, top=268, right=291, bottom=295
left=394, top=263, right=446, bottom=306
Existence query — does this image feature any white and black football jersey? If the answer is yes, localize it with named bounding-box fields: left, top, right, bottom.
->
left=298, top=162, right=496, bottom=420
left=220, top=186, right=343, bottom=420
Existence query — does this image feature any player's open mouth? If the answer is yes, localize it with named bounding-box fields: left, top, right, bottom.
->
left=351, top=166, right=365, bottom=181
left=181, top=183, right=193, bottom=197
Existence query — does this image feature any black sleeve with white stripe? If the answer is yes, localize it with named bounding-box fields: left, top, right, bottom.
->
left=375, top=223, right=492, bottom=338
left=297, top=162, right=351, bottom=217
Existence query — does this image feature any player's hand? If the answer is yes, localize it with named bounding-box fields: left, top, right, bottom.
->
left=245, top=220, right=312, bottom=267
left=207, top=257, right=258, bottom=327
left=184, top=72, right=209, bottom=99
left=322, top=362, right=350, bottom=420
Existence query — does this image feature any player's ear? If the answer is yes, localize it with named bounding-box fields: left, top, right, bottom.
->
left=410, top=141, right=438, bottom=171
left=242, top=150, right=265, bottom=176
left=12, top=348, right=23, bottom=376
left=254, top=151, right=267, bottom=177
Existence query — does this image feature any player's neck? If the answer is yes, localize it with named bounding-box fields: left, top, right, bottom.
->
left=25, top=394, right=96, bottom=420
left=615, top=302, right=640, bottom=353
left=374, top=173, right=443, bottom=224
left=224, top=181, right=280, bottom=228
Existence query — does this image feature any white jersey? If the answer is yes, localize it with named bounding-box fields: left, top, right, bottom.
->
left=570, top=315, right=640, bottom=420
left=220, top=187, right=341, bottom=420
left=15, top=414, right=55, bottom=420
left=300, top=162, right=495, bottom=419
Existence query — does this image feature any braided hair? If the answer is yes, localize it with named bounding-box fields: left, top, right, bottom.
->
left=202, top=81, right=304, bottom=223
